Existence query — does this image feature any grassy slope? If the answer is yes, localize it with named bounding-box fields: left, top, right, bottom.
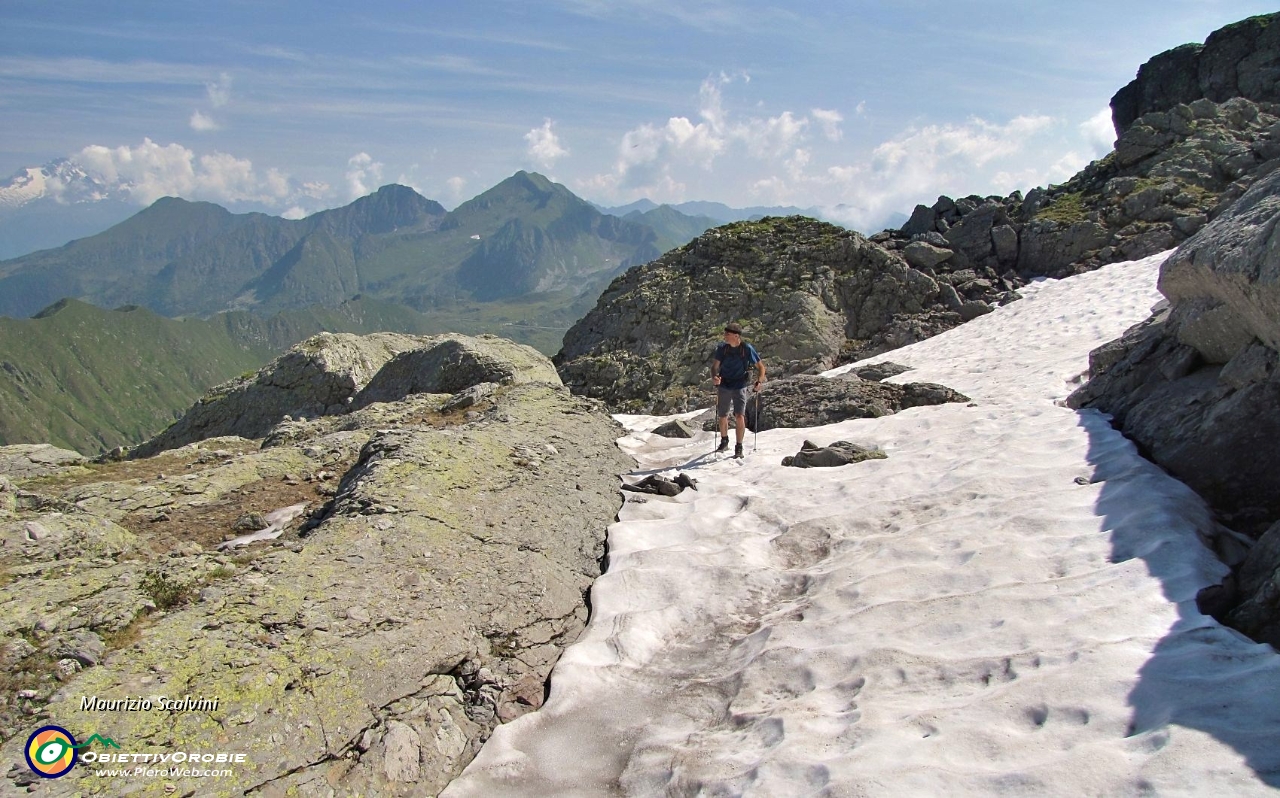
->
left=0, top=300, right=271, bottom=453
left=0, top=295, right=581, bottom=454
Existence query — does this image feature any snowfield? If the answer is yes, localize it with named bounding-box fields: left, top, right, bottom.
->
left=447, top=252, right=1280, bottom=796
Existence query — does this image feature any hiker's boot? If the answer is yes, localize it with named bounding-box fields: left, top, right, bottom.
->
left=734, top=442, right=744, bottom=459
left=717, top=437, right=730, bottom=453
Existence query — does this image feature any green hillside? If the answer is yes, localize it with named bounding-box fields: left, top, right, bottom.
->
left=0, top=290, right=589, bottom=454
left=0, top=300, right=271, bottom=453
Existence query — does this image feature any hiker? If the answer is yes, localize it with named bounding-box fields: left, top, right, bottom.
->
left=712, top=322, right=766, bottom=458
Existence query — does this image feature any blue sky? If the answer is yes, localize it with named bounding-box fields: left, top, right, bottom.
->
left=0, top=1, right=1273, bottom=229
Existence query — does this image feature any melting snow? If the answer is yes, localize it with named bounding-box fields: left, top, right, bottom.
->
left=446, top=252, right=1280, bottom=796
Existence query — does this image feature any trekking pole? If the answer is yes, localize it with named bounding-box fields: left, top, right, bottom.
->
left=752, top=387, right=761, bottom=454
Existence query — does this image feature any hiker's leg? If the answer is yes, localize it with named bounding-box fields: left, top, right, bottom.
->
left=716, top=388, right=731, bottom=450
left=732, top=389, right=747, bottom=443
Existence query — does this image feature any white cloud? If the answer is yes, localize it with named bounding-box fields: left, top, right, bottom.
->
left=524, top=119, right=569, bottom=169
left=446, top=176, right=467, bottom=202
left=345, top=152, right=384, bottom=199
left=740, top=110, right=808, bottom=159
left=585, top=74, right=831, bottom=201
left=205, top=72, right=232, bottom=107
left=812, top=108, right=844, bottom=141
left=66, top=138, right=332, bottom=210
left=773, top=114, right=1065, bottom=233
left=189, top=110, right=220, bottom=131
left=1080, top=107, right=1116, bottom=156
left=855, top=101, right=867, bottom=116
left=281, top=206, right=308, bottom=220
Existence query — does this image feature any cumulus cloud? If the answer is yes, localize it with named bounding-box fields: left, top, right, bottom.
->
left=811, top=108, right=843, bottom=141
left=584, top=73, right=836, bottom=201
left=1080, top=107, right=1116, bottom=156
left=788, top=114, right=1065, bottom=233
left=205, top=72, right=232, bottom=107
left=189, top=111, right=219, bottom=131
left=524, top=119, right=569, bottom=169
left=345, top=152, right=384, bottom=199
left=64, top=138, right=331, bottom=210
left=446, top=176, right=467, bottom=198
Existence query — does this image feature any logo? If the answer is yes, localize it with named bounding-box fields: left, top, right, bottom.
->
left=24, top=727, right=120, bottom=779
left=25, top=726, right=77, bottom=779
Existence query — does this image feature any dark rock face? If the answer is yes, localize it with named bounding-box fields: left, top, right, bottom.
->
left=555, top=217, right=1012, bottom=413
left=781, top=440, right=887, bottom=468
left=747, top=373, right=969, bottom=432
left=1111, top=14, right=1280, bottom=136
left=1069, top=160, right=1280, bottom=647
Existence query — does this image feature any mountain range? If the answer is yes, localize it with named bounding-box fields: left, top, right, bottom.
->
left=0, top=172, right=680, bottom=319
left=596, top=197, right=813, bottom=223
left=0, top=171, right=735, bottom=451
left=0, top=161, right=813, bottom=261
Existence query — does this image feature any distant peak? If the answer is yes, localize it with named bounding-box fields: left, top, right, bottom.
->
left=371, top=183, right=420, bottom=197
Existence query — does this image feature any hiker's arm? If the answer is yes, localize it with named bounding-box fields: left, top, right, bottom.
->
left=711, top=357, right=721, bottom=386
left=754, top=360, right=766, bottom=388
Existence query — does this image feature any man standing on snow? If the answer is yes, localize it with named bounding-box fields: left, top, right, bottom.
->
left=712, top=322, right=766, bottom=458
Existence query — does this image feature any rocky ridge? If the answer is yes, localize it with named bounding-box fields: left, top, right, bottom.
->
left=880, top=14, right=1280, bottom=283
left=880, top=95, right=1280, bottom=281
left=0, top=333, right=631, bottom=796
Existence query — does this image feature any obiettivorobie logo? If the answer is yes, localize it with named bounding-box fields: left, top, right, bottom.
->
left=24, top=726, right=120, bottom=779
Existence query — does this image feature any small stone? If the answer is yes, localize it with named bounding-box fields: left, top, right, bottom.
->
left=382, top=721, right=422, bottom=782
left=55, top=658, right=82, bottom=680
left=346, top=606, right=371, bottom=624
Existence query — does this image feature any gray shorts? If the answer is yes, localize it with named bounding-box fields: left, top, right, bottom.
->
left=716, top=385, right=750, bottom=417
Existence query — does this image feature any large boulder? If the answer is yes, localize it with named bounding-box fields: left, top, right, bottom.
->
left=134, top=333, right=562, bottom=457
left=132, top=332, right=425, bottom=457
left=1159, top=162, right=1280, bottom=359
left=1069, top=164, right=1280, bottom=530
left=747, top=373, right=969, bottom=432
left=353, top=334, right=561, bottom=409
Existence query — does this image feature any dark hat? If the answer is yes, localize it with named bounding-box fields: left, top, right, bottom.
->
left=723, top=322, right=743, bottom=334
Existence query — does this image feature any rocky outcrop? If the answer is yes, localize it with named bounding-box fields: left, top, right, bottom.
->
left=0, top=444, right=85, bottom=479
left=877, top=17, right=1280, bottom=282
left=1068, top=159, right=1280, bottom=647
left=130, top=332, right=423, bottom=457
left=0, top=334, right=631, bottom=796
left=747, top=373, right=969, bottom=432
left=556, top=216, right=1014, bottom=413
left=1110, top=13, right=1280, bottom=135
left=132, top=332, right=558, bottom=458
left=881, top=97, right=1280, bottom=280
left=353, top=335, right=561, bottom=409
